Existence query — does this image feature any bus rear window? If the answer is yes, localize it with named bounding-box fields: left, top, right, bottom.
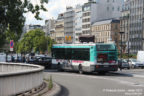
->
left=96, top=44, right=116, bottom=51
left=97, top=54, right=108, bottom=63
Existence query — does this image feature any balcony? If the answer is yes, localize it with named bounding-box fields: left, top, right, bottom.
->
left=55, top=25, right=64, bottom=28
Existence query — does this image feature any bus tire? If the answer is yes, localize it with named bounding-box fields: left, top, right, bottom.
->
left=78, top=64, right=83, bottom=74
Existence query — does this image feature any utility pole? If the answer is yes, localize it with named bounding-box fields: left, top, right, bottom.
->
left=119, top=32, right=125, bottom=69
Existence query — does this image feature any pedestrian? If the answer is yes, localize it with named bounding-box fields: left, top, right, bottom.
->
left=11, top=56, right=14, bottom=62
left=119, top=61, right=122, bottom=71
left=22, top=55, right=25, bottom=63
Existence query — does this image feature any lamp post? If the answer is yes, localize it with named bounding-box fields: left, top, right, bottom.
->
left=119, top=32, right=125, bottom=69
left=127, top=32, right=130, bottom=62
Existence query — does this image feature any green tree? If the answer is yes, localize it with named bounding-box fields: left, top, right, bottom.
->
left=18, top=29, right=55, bottom=54
left=0, top=0, right=48, bottom=48
left=47, top=36, right=56, bottom=53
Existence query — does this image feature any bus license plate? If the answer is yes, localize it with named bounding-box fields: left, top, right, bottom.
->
left=104, top=65, right=108, bottom=67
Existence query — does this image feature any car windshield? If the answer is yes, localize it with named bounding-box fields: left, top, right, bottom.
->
left=131, top=59, right=137, bottom=62
left=122, top=60, right=127, bottom=63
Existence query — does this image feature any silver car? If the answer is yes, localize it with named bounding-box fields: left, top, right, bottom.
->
left=118, top=59, right=130, bottom=69
left=128, top=59, right=144, bottom=69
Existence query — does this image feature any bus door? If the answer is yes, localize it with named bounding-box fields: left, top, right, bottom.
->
left=63, top=60, right=72, bottom=67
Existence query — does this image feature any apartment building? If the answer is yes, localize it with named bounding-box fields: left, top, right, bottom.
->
left=50, top=29, right=55, bottom=40
left=120, top=0, right=130, bottom=53
left=92, top=19, right=120, bottom=49
left=74, top=5, right=82, bottom=43
left=24, top=25, right=43, bottom=33
left=82, top=0, right=97, bottom=35
left=64, top=7, right=75, bottom=43
left=129, top=0, right=144, bottom=54
left=44, top=19, right=55, bottom=36
left=55, top=13, right=64, bottom=44
left=82, top=0, right=123, bottom=35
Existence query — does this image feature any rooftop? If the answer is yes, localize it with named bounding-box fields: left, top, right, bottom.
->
left=92, top=19, right=120, bottom=26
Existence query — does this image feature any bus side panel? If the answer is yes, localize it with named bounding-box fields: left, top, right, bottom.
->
left=90, top=46, right=97, bottom=63
left=72, top=61, right=95, bottom=72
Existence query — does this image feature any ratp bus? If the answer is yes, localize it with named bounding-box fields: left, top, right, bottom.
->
left=52, top=43, right=118, bottom=74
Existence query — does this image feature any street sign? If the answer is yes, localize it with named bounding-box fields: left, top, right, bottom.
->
left=10, top=40, right=14, bottom=51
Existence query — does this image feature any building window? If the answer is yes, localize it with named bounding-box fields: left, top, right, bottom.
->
left=107, top=7, right=109, bottom=11
left=117, top=6, right=120, bottom=11
left=115, top=24, right=118, bottom=29
left=84, top=6, right=90, bottom=11
left=112, top=7, right=114, bottom=11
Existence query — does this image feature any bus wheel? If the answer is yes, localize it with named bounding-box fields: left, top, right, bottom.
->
left=78, top=64, right=83, bottom=74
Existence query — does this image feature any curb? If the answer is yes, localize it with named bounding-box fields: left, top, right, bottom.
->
left=42, top=82, right=61, bottom=96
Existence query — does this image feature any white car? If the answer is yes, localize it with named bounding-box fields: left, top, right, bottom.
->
left=128, top=59, right=144, bottom=69
left=7, top=55, right=12, bottom=62
left=0, top=53, right=6, bottom=62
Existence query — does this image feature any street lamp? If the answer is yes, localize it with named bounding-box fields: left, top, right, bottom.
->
left=119, top=32, right=125, bottom=69
left=127, top=32, right=130, bottom=62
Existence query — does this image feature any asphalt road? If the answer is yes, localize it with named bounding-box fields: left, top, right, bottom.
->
left=44, top=69, right=144, bottom=96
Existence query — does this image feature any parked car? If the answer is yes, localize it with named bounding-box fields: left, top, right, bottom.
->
left=29, top=56, right=52, bottom=69
left=13, top=56, right=23, bottom=62
left=0, top=53, right=6, bottom=62
left=118, top=59, right=130, bottom=69
left=7, top=55, right=12, bottom=62
left=128, top=59, right=144, bottom=69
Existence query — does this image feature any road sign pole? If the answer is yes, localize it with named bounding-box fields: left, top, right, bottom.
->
left=10, top=40, right=14, bottom=52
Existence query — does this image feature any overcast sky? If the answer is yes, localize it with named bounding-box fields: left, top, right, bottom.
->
left=25, top=0, right=88, bottom=25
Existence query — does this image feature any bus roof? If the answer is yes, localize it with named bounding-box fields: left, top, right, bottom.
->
left=53, top=43, right=96, bottom=48
left=53, top=43, right=115, bottom=46
left=53, top=43, right=96, bottom=47
left=52, top=43, right=115, bottom=48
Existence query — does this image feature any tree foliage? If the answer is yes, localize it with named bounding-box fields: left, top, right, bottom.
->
left=18, top=29, right=55, bottom=54
left=0, top=0, right=48, bottom=47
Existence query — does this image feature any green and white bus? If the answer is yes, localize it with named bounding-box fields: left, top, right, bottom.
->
left=52, top=43, right=118, bottom=73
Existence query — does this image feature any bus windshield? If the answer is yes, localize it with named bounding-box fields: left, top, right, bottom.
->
left=96, top=44, right=116, bottom=51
